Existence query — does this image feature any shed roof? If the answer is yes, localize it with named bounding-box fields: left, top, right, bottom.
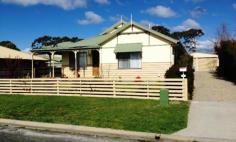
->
left=190, top=52, right=218, bottom=58
left=0, top=46, right=46, bottom=60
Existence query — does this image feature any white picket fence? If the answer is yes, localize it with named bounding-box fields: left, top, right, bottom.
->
left=0, top=78, right=188, bottom=101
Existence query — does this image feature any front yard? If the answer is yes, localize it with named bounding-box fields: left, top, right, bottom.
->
left=0, top=95, right=189, bottom=134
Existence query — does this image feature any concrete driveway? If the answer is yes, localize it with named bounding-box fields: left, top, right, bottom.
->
left=175, top=72, right=236, bottom=141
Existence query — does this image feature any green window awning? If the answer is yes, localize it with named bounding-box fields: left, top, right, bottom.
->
left=114, top=43, right=142, bottom=53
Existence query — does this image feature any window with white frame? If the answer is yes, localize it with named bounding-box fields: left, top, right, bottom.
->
left=117, top=52, right=141, bottom=69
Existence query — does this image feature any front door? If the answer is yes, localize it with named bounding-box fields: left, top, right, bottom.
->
left=92, top=50, right=100, bottom=77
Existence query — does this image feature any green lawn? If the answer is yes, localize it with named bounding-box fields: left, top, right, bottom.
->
left=0, top=95, right=189, bottom=134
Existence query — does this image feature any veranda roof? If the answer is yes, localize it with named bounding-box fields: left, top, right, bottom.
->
left=114, top=43, right=142, bottom=53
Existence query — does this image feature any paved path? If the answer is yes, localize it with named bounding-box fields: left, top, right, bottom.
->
left=175, top=72, right=236, bottom=141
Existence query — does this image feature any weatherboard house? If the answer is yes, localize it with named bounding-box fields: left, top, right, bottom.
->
left=32, top=20, right=177, bottom=79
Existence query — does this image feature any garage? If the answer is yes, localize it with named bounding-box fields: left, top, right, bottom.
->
left=191, top=52, right=219, bottom=72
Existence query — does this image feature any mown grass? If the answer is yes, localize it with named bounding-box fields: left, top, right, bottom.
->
left=0, top=95, right=189, bottom=134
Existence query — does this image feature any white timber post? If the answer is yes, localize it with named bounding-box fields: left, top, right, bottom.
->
left=147, top=81, right=149, bottom=98
left=51, top=51, right=55, bottom=78
left=74, top=51, right=78, bottom=78
left=30, top=79, right=32, bottom=95
left=31, top=53, right=34, bottom=78
left=57, top=79, right=59, bottom=95
left=80, top=79, right=82, bottom=95
left=113, top=80, right=116, bottom=96
left=183, top=79, right=188, bottom=101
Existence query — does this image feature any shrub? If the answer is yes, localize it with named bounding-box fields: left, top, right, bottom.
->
left=165, top=42, right=195, bottom=99
left=215, top=40, right=236, bottom=83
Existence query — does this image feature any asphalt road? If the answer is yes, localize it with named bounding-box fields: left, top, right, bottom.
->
left=0, top=125, right=137, bottom=142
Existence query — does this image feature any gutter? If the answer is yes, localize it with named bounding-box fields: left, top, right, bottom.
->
left=0, top=118, right=232, bottom=142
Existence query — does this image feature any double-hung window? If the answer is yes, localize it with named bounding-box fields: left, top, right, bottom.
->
left=118, top=52, right=141, bottom=69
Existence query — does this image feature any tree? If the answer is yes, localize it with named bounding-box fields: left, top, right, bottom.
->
left=32, top=35, right=82, bottom=49
left=216, top=23, right=231, bottom=42
left=151, top=25, right=204, bottom=51
left=172, top=29, right=204, bottom=51
left=152, top=25, right=171, bottom=36
left=0, top=41, right=20, bottom=51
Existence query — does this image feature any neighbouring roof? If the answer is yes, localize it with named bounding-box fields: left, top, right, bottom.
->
left=114, top=43, right=142, bottom=53
left=190, top=52, right=218, bottom=58
left=0, top=46, right=46, bottom=60
left=32, top=20, right=178, bottom=52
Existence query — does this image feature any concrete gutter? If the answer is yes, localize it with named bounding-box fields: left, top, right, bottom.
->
left=0, top=118, right=233, bottom=142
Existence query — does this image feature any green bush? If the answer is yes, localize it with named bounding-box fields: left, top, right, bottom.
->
left=165, top=42, right=195, bottom=99
left=215, top=40, right=236, bottom=83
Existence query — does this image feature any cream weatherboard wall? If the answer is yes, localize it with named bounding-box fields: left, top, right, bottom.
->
left=62, top=52, right=93, bottom=78
left=61, top=25, right=175, bottom=78
left=100, top=26, right=174, bottom=79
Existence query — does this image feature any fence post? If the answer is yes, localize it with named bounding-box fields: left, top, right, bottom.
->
left=57, top=79, right=59, bottom=95
left=30, top=79, right=32, bottom=95
left=80, top=79, right=82, bottom=96
left=147, top=81, right=149, bottom=98
left=113, top=80, right=116, bottom=96
left=9, top=80, right=12, bottom=94
left=183, top=79, right=188, bottom=101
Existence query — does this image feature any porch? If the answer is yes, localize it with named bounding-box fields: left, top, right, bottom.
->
left=31, top=48, right=100, bottom=79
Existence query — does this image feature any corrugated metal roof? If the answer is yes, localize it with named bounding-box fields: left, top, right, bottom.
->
left=114, top=43, right=142, bottom=53
left=190, top=52, right=218, bottom=58
left=0, top=46, right=46, bottom=60
left=100, top=21, right=127, bottom=35
left=32, top=21, right=178, bottom=52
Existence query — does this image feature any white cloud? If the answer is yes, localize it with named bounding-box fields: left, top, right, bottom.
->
left=173, top=19, right=200, bottom=31
left=94, top=0, right=109, bottom=5
left=145, top=5, right=176, bottom=18
left=140, top=20, right=155, bottom=27
left=78, top=11, right=103, bottom=25
left=233, top=3, right=236, bottom=10
left=0, top=0, right=87, bottom=10
left=191, top=7, right=206, bottom=17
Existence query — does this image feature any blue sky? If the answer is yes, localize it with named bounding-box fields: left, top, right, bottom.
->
left=0, top=0, right=236, bottom=51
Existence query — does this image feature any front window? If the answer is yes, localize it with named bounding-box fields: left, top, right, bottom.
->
left=69, top=52, right=87, bottom=69
left=118, top=52, right=141, bottom=69
left=79, top=52, right=87, bottom=68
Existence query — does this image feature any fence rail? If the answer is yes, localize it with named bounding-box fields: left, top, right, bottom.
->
left=0, top=78, right=188, bottom=101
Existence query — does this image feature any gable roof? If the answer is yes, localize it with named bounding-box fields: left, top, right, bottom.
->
left=100, top=21, right=127, bottom=35
left=32, top=21, right=178, bottom=52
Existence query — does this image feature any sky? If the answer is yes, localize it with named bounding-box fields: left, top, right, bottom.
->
left=0, top=0, right=236, bottom=52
